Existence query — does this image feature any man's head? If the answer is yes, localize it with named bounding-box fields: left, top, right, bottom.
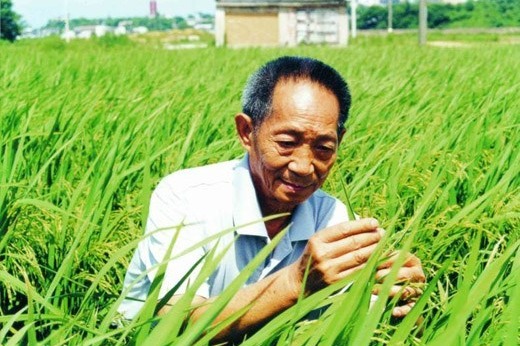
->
left=236, top=56, right=351, bottom=215
left=242, top=56, right=351, bottom=134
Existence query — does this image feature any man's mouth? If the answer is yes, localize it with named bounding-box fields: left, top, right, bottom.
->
left=280, top=179, right=312, bottom=192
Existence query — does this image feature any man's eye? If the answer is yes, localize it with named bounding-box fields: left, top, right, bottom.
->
left=277, top=141, right=296, bottom=148
left=317, top=145, right=334, bottom=152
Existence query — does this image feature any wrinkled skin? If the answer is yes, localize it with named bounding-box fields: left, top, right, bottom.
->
left=237, top=78, right=343, bottom=218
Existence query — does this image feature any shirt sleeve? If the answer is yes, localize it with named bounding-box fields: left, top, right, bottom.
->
left=145, top=177, right=210, bottom=298
left=128, top=176, right=210, bottom=301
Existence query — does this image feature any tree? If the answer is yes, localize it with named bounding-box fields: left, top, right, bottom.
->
left=0, top=0, right=21, bottom=42
left=428, top=4, right=451, bottom=28
left=358, top=5, right=386, bottom=30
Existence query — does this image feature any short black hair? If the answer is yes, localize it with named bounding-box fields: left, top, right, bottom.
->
left=242, top=56, right=351, bottom=133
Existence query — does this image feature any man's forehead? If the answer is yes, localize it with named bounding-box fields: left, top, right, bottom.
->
left=271, top=78, right=339, bottom=108
left=274, top=76, right=316, bottom=89
left=273, top=77, right=337, bottom=102
left=262, top=79, right=341, bottom=136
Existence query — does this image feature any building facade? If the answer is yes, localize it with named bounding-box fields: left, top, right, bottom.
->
left=215, top=0, right=348, bottom=47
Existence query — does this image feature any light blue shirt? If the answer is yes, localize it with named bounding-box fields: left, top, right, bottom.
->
left=118, top=155, right=349, bottom=319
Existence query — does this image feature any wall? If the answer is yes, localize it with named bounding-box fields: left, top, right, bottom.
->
left=225, top=12, right=279, bottom=47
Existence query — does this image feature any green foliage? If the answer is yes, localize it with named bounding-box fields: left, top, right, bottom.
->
left=94, top=34, right=133, bottom=48
left=358, top=0, right=520, bottom=29
left=43, top=19, right=65, bottom=31
left=0, top=35, right=519, bottom=344
left=0, top=0, right=21, bottom=42
left=392, top=2, right=418, bottom=29
left=358, top=5, right=387, bottom=30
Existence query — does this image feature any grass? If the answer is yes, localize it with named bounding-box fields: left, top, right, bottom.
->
left=0, top=34, right=519, bottom=344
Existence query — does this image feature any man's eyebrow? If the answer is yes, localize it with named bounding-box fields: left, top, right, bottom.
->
left=274, top=129, right=337, bottom=142
left=273, top=129, right=303, bottom=137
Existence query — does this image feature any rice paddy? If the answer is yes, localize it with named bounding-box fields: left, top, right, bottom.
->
left=0, top=33, right=519, bottom=344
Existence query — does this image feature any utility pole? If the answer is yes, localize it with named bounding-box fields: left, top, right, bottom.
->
left=64, top=0, right=70, bottom=43
left=351, top=0, right=357, bottom=38
left=419, top=0, right=427, bottom=45
left=387, top=0, right=393, bottom=33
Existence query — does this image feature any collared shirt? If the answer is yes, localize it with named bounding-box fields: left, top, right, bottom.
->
left=118, top=155, right=349, bottom=319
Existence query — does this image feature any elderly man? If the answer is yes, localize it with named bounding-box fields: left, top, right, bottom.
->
left=119, top=56, right=425, bottom=342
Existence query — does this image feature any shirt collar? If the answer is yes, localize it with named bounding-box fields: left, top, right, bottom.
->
left=232, top=154, right=268, bottom=237
left=289, top=202, right=316, bottom=242
left=232, top=154, right=316, bottom=242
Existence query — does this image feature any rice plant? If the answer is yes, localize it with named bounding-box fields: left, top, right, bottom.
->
left=0, top=34, right=518, bottom=344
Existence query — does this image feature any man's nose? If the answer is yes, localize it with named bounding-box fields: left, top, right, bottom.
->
left=288, top=147, right=315, bottom=176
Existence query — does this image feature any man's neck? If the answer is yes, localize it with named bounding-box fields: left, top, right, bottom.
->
left=265, top=215, right=291, bottom=239
left=251, top=175, right=295, bottom=239
left=258, top=200, right=294, bottom=239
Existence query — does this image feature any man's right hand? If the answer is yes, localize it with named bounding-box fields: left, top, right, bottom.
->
left=289, top=218, right=384, bottom=295
left=161, top=218, right=384, bottom=343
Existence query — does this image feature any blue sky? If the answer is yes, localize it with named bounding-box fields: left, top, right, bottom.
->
left=13, top=0, right=216, bottom=28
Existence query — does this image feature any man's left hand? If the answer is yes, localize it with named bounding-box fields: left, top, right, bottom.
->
left=373, top=252, right=426, bottom=318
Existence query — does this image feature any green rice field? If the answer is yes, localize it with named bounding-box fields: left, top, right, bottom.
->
left=1, top=34, right=519, bottom=344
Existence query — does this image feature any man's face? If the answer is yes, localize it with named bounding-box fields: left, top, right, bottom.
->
left=245, top=78, right=343, bottom=214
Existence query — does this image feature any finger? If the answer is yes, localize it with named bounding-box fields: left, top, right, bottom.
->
left=319, top=218, right=380, bottom=242
left=376, top=266, right=426, bottom=283
left=377, top=251, right=399, bottom=269
left=307, top=253, right=373, bottom=287
left=378, top=251, right=422, bottom=270
left=326, top=230, right=383, bottom=258
left=372, top=284, right=423, bottom=300
left=332, top=262, right=368, bottom=282
left=392, top=301, right=415, bottom=318
left=330, top=243, right=379, bottom=271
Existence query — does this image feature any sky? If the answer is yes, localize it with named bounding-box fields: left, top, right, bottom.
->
left=12, top=0, right=216, bottom=28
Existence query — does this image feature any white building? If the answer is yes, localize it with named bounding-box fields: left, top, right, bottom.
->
left=114, top=25, right=127, bottom=36
left=61, top=30, right=76, bottom=40
left=216, top=0, right=349, bottom=47
left=133, top=26, right=149, bottom=34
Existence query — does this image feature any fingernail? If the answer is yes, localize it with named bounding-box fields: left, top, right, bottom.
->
left=369, top=219, right=379, bottom=228
left=378, top=228, right=386, bottom=236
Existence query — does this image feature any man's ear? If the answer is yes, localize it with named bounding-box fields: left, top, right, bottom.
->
left=338, top=127, right=346, bottom=145
left=235, top=113, right=254, bottom=151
